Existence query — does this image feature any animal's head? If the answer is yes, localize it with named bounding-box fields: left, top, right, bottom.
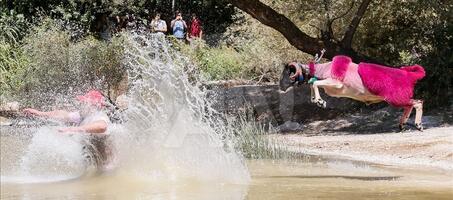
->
left=279, top=49, right=326, bottom=91
left=279, top=62, right=310, bottom=91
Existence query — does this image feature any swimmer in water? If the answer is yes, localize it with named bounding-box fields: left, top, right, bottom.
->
left=23, top=90, right=115, bottom=169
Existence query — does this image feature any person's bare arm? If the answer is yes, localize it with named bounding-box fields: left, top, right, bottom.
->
left=171, top=20, right=175, bottom=28
left=150, top=20, right=156, bottom=32
left=58, top=120, right=108, bottom=134
left=23, top=108, right=79, bottom=123
left=162, top=23, right=167, bottom=33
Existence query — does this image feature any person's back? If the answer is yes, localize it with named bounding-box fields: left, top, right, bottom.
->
left=80, top=110, right=113, bottom=169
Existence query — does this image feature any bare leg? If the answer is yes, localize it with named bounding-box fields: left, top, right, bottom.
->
left=399, top=106, right=413, bottom=131
left=413, top=99, right=423, bottom=131
left=312, top=79, right=344, bottom=108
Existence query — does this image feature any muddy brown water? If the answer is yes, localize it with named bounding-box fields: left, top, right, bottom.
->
left=1, top=128, right=452, bottom=200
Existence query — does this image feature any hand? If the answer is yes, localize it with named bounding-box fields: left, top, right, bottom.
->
left=23, top=108, right=41, bottom=116
left=58, top=127, right=84, bottom=133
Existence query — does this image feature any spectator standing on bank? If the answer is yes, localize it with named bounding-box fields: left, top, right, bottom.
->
left=188, top=13, right=203, bottom=40
left=150, top=12, right=167, bottom=35
left=171, top=12, right=187, bottom=40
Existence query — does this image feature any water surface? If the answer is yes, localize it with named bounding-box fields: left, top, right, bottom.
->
left=2, top=159, right=452, bottom=200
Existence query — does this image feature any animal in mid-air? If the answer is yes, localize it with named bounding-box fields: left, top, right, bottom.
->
left=280, top=50, right=426, bottom=131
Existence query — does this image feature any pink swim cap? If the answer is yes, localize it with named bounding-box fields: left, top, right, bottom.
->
left=76, top=90, right=105, bottom=107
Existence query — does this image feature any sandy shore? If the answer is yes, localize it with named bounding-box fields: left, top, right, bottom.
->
left=272, top=126, right=453, bottom=172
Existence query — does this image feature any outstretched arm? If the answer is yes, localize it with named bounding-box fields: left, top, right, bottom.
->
left=23, top=108, right=80, bottom=123
left=58, top=120, right=108, bottom=134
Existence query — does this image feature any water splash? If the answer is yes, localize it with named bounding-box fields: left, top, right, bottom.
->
left=1, top=33, right=250, bottom=184
left=113, top=33, right=249, bottom=183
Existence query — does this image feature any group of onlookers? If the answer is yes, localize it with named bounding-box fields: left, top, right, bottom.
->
left=93, top=11, right=203, bottom=42
left=149, top=11, right=203, bottom=42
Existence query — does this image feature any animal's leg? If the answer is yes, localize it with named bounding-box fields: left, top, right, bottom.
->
left=413, top=100, right=424, bottom=131
left=312, top=81, right=325, bottom=108
left=312, top=79, right=343, bottom=108
left=310, top=85, right=316, bottom=103
left=399, top=106, right=413, bottom=131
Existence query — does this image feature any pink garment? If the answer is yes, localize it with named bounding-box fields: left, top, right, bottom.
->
left=313, top=62, right=332, bottom=80
left=331, top=56, right=351, bottom=81
left=309, top=55, right=425, bottom=107
left=312, top=56, right=366, bottom=93
left=76, top=90, right=105, bottom=107
left=189, top=18, right=202, bottom=38
left=68, top=111, right=82, bottom=124
left=358, top=63, right=425, bottom=107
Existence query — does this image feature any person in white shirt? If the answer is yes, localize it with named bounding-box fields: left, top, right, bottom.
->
left=150, top=12, right=167, bottom=34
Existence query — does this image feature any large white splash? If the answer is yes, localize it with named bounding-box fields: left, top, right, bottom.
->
left=113, top=33, right=250, bottom=183
left=1, top=33, right=250, bottom=184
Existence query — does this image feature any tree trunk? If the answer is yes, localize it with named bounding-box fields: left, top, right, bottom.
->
left=341, top=0, right=373, bottom=49
left=172, top=0, right=176, bottom=12
left=228, top=0, right=377, bottom=63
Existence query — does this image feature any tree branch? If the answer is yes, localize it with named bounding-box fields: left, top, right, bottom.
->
left=228, top=0, right=376, bottom=63
left=341, top=0, right=372, bottom=49
left=229, top=0, right=324, bottom=56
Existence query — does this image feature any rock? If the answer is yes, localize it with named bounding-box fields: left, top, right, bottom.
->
left=418, top=116, right=442, bottom=128
left=277, top=121, right=304, bottom=133
left=0, top=116, right=12, bottom=126
left=0, top=101, right=21, bottom=118
left=0, top=101, right=20, bottom=112
left=208, top=84, right=363, bottom=126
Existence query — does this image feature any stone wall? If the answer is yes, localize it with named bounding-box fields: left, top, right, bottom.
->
left=207, top=84, right=383, bottom=126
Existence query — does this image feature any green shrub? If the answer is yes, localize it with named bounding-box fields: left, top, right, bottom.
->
left=3, top=19, right=126, bottom=106
left=178, top=40, right=246, bottom=81
left=0, top=10, right=29, bottom=45
left=0, top=42, right=29, bottom=98
left=197, top=47, right=245, bottom=80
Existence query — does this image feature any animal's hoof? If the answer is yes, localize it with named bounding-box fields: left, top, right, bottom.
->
left=415, top=123, right=424, bottom=131
left=316, top=99, right=326, bottom=108
left=399, top=124, right=406, bottom=132
left=311, top=97, right=316, bottom=103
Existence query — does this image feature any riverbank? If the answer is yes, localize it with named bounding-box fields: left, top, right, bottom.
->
left=272, top=126, right=453, bottom=172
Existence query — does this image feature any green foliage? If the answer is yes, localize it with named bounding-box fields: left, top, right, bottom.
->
left=3, top=0, right=236, bottom=38
left=0, top=42, right=29, bottom=97
left=0, top=10, right=29, bottom=44
left=227, top=113, right=302, bottom=159
left=178, top=40, right=245, bottom=80
left=4, top=19, right=126, bottom=106
left=220, top=11, right=312, bottom=82
left=356, top=0, right=453, bottom=107
left=197, top=46, right=244, bottom=80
